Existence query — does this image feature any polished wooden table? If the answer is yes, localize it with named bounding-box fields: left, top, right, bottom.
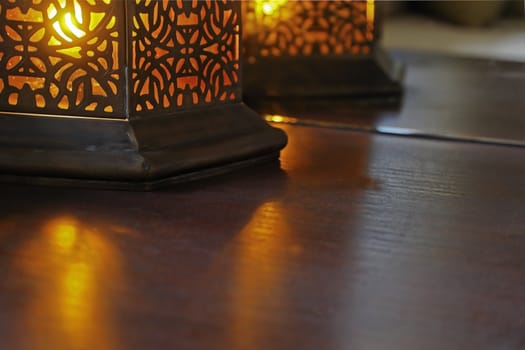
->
left=249, top=50, right=525, bottom=146
left=1, top=52, right=525, bottom=349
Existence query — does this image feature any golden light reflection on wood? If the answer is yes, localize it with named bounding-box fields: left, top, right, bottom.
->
left=230, top=201, right=294, bottom=350
left=277, top=123, right=375, bottom=189
left=227, top=123, right=374, bottom=348
left=46, top=217, right=78, bottom=252
left=8, top=215, right=136, bottom=350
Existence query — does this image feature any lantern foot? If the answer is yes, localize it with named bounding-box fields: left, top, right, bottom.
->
left=243, top=46, right=404, bottom=99
left=0, top=103, right=287, bottom=190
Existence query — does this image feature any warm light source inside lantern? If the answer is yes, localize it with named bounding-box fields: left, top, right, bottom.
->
left=54, top=13, right=86, bottom=42
left=257, top=0, right=287, bottom=17
left=367, top=0, right=375, bottom=25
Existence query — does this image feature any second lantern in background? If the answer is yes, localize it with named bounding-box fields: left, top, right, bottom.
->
left=243, top=0, right=403, bottom=98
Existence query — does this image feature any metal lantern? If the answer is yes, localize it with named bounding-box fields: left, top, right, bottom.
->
left=0, top=0, right=287, bottom=189
left=243, top=0, right=403, bottom=98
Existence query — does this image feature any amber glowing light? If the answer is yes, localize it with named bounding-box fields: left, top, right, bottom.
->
left=0, top=0, right=241, bottom=118
left=245, top=0, right=375, bottom=57
left=0, top=0, right=120, bottom=114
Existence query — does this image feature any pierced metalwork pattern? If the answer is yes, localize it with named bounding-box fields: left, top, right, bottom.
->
left=0, top=0, right=124, bottom=118
left=131, top=0, right=241, bottom=113
left=244, top=0, right=374, bottom=57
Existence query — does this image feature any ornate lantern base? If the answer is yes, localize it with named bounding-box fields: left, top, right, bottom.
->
left=244, top=46, right=403, bottom=99
left=0, top=104, right=287, bottom=190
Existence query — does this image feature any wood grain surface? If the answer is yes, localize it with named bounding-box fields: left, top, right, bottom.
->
left=249, top=51, right=525, bottom=146
left=1, top=123, right=525, bottom=350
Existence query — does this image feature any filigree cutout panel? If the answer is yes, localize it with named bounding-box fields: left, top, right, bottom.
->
left=130, top=0, right=241, bottom=114
left=244, top=0, right=375, bottom=57
left=0, top=0, right=125, bottom=118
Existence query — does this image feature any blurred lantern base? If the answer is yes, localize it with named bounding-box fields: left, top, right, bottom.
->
left=0, top=104, right=287, bottom=190
left=244, top=46, right=404, bottom=99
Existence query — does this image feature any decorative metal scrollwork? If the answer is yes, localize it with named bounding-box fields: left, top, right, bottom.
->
left=131, top=0, right=241, bottom=114
left=0, top=0, right=124, bottom=118
left=0, top=0, right=241, bottom=118
left=244, top=0, right=374, bottom=57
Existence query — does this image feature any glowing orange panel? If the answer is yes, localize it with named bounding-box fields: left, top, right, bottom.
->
left=244, top=0, right=375, bottom=58
left=0, top=0, right=124, bottom=118
left=131, top=0, right=241, bottom=113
